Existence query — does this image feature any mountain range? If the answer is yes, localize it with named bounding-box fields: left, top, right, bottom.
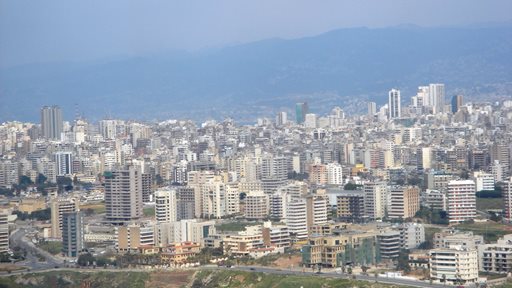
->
left=1, top=24, right=512, bottom=123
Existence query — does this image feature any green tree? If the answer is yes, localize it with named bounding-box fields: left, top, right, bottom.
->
left=36, top=173, right=47, bottom=185
left=77, top=253, right=95, bottom=266
left=396, top=250, right=411, bottom=273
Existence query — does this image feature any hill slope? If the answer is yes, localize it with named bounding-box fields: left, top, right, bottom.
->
left=1, top=25, right=511, bottom=122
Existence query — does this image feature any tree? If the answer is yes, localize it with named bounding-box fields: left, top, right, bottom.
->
left=239, top=192, right=247, bottom=200
left=36, top=174, right=47, bottom=185
left=19, top=175, right=34, bottom=186
left=77, top=253, right=95, bottom=266
left=396, top=249, right=411, bottom=273
left=344, top=183, right=358, bottom=190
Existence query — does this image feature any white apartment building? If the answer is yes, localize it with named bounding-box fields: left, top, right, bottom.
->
left=479, top=234, right=512, bottom=274
left=285, top=198, right=308, bottom=239
left=429, top=246, right=478, bottom=284
left=473, top=171, right=495, bottom=192
left=326, top=162, right=343, bottom=185
left=154, top=188, right=177, bottom=223
left=398, top=223, right=425, bottom=249
left=447, top=180, right=476, bottom=224
left=364, top=181, right=388, bottom=220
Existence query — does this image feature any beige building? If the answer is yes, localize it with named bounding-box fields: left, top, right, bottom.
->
left=104, top=167, right=143, bottom=225
left=388, top=186, right=420, bottom=219
left=244, top=191, right=269, bottom=220
left=116, top=222, right=155, bottom=253
left=429, top=246, right=478, bottom=284
left=306, top=194, right=328, bottom=230
left=50, top=197, right=79, bottom=239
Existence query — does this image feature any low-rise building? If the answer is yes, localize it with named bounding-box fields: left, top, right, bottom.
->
left=478, top=234, right=512, bottom=274
left=429, top=245, right=478, bottom=285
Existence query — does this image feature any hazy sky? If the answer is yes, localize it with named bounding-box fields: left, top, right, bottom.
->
left=1, top=0, right=511, bottom=68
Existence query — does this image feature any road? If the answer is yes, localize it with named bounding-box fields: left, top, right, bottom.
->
left=9, top=227, right=63, bottom=271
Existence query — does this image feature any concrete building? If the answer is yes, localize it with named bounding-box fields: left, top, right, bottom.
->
left=50, top=198, right=79, bottom=239
left=504, top=180, right=512, bottom=220
left=104, top=167, right=143, bottom=225
left=306, top=195, right=328, bottom=229
left=326, top=162, right=343, bottom=185
left=364, top=181, right=388, bottom=220
left=479, top=234, right=512, bottom=274
left=473, top=171, right=495, bottom=192
left=62, top=211, right=85, bottom=258
left=388, top=186, right=420, bottom=219
left=433, top=230, right=484, bottom=249
left=388, top=89, right=401, bottom=119
left=244, top=191, right=269, bottom=220
left=398, top=223, right=425, bottom=249
left=295, top=102, right=309, bottom=124
left=429, top=83, right=445, bottom=114
left=41, top=105, right=63, bottom=140
left=285, top=198, right=308, bottom=240
left=378, top=230, right=401, bottom=260
left=154, top=188, right=177, bottom=223
left=55, top=151, right=73, bottom=176
left=116, top=222, right=155, bottom=253
left=155, top=219, right=215, bottom=247
left=0, top=213, right=9, bottom=253
left=429, top=246, right=478, bottom=284
left=141, top=173, right=153, bottom=203
left=447, top=180, right=476, bottom=224
left=262, top=221, right=291, bottom=248
left=336, top=192, right=364, bottom=222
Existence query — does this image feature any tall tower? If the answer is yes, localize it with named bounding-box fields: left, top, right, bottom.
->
left=104, top=167, right=143, bottom=225
left=295, top=102, right=309, bottom=124
left=451, top=95, right=463, bottom=113
left=62, top=211, right=84, bottom=257
left=429, top=83, right=445, bottom=114
left=367, top=102, right=377, bottom=116
left=154, top=188, right=177, bottom=223
left=41, top=105, right=63, bottom=140
left=504, top=180, right=512, bottom=220
left=388, top=89, right=401, bottom=119
left=55, top=151, right=73, bottom=176
left=447, top=180, right=476, bottom=224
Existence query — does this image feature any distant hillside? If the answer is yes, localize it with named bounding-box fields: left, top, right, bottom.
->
left=1, top=25, right=512, bottom=122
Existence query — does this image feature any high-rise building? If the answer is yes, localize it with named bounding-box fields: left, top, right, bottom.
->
left=62, top=211, right=85, bottom=258
left=50, top=198, right=79, bottom=239
left=364, top=181, right=388, bottom=220
left=367, top=101, right=377, bottom=116
left=447, top=180, right=476, bottom=224
left=55, top=151, right=73, bottom=176
left=141, top=173, right=153, bottom=203
left=429, top=83, right=445, bottom=114
left=177, top=186, right=196, bottom=220
left=295, top=102, right=309, bottom=124
left=306, top=195, right=328, bottom=229
left=41, top=105, right=63, bottom=140
left=326, top=163, right=343, bottom=185
left=285, top=198, right=308, bottom=239
left=503, top=179, right=512, bottom=220
left=451, top=95, right=463, bottom=113
left=244, top=191, right=269, bottom=220
left=154, top=188, right=177, bottom=223
left=104, top=167, right=143, bottom=225
left=276, top=111, right=288, bottom=126
left=336, top=192, right=364, bottom=222
left=388, top=89, right=401, bottom=119
left=0, top=212, right=9, bottom=253
left=388, top=186, right=420, bottom=219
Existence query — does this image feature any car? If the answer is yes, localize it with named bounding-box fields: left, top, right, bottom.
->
left=249, top=267, right=255, bottom=271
